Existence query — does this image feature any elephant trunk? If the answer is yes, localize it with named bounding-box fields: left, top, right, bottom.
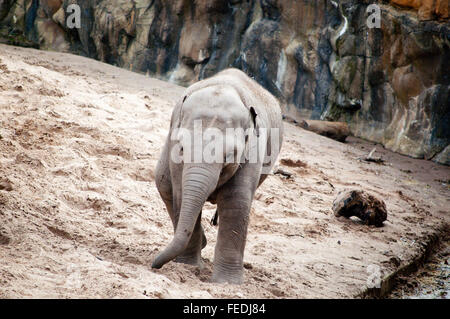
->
left=152, top=163, right=221, bottom=269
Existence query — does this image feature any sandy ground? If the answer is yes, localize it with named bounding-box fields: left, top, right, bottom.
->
left=0, top=44, right=448, bottom=299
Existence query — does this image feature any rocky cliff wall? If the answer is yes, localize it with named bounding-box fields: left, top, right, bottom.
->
left=0, top=0, right=449, bottom=164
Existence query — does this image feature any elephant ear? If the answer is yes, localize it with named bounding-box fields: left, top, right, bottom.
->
left=171, top=96, right=186, bottom=129
left=250, top=106, right=260, bottom=137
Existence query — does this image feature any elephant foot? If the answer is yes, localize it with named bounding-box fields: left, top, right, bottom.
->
left=173, top=233, right=206, bottom=268
left=175, top=253, right=204, bottom=268
left=211, top=267, right=243, bottom=284
left=175, top=226, right=206, bottom=267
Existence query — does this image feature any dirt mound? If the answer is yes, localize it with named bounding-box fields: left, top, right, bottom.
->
left=0, top=44, right=448, bottom=298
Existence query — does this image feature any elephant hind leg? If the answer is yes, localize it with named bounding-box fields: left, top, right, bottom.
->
left=202, top=232, right=207, bottom=249
left=210, top=209, right=219, bottom=226
left=257, top=174, right=268, bottom=188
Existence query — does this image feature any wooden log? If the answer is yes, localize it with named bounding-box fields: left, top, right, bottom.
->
left=332, top=189, right=388, bottom=227
left=284, top=115, right=350, bottom=142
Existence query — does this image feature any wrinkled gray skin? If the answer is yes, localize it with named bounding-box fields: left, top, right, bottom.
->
left=152, top=68, right=283, bottom=284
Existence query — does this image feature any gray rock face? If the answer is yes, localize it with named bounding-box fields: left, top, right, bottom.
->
left=325, top=2, right=449, bottom=163
left=0, top=0, right=448, bottom=164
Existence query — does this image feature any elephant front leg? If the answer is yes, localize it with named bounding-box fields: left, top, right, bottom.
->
left=213, top=188, right=254, bottom=284
left=212, top=162, right=260, bottom=284
left=174, top=211, right=206, bottom=267
left=167, top=192, right=207, bottom=268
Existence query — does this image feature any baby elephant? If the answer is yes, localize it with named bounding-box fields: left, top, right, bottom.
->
left=152, top=68, right=283, bottom=284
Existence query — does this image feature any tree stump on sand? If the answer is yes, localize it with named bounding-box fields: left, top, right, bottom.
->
left=332, top=189, right=387, bottom=227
